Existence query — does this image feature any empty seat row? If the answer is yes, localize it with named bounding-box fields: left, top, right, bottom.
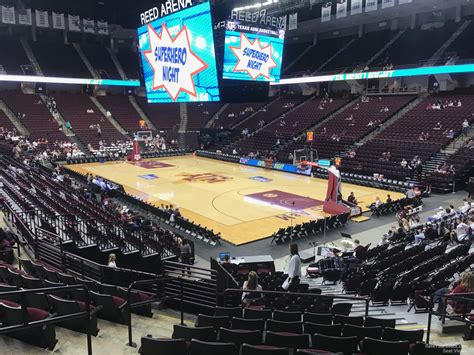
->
left=140, top=323, right=434, bottom=355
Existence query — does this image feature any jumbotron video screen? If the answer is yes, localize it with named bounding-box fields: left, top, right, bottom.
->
left=137, top=1, right=220, bottom=103
left=222, top=20, right=285, bottom=82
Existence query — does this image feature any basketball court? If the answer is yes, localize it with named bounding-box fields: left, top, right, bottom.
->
left=66, top=156, right=404, bottom=245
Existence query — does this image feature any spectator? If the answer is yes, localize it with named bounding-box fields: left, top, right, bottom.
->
left=347, top=192, right=358, bottom=205
left=374, top=197, right=382, bottom=208
left=353, top=239, right=366, bottom=259
left=449, top=218, right=471, bottom=244
left=284, top=243, right=301, bottom=291
left=459, top=199, right=471, bottom=214
left=431, top=272, right=474, bottom=316
left=462, top=119, right=470, bottom=136
left=107, top=253, right=117, bottom=268
left=406, top=187, right=416, bottom=199
left=242, top=271, right=263, bottom=305
left=180, top=239, right=192, bottom=275
left=386, top=194, right=392, bottom=203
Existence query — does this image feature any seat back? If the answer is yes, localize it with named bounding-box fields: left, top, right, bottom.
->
left=331, top=302, right=352, bottom=315
left=76, top=278, right=99, bottom=292
left=0, top=284, right=19, bottom=302
left=231, top=317, right=265, bottom=331
left=100, top=283, right=119, bottom=296
left=382, top=327, right=424, bottom=343
left=215, top=306, right=242, bottom=318
left=244, top=308, right=272, bottom=320
left=57, top=273, right=77, bottom=285
left=90, top=291, right=126, bottom=324
left=172, top=324, right=216, bottom=341
left=266, top=319, right=303, bottom=333
left=265, top=331, right=310, bottom=349
left=312, top=334, right=359, bottom=353
left=242, top=344, right=289, bottom=355
left=333, top=314, right=364, bottom=326
left=18, top=258, right=35, bottom=276
left=31, top=262, right=47, bottom=279
left=24, top=293, right=50, bottom=311
left=43, top=268, right=60, bottom=283
left=189, top=339, right=238, bottom=355
left=195, top=314, right=230, bottom=330
left=140, top=337, right=187, bottom=355
left=361, top=337, right=410, bottom=355
left=364, top=316, right=396, bottom=329
left=0, top=301, right=23, bottom=325
left=21, top=275, right=44, bottom=289
left=49, top=295, right=81, bottom=315
left=304, top=322, right=342, bottom=337
left=219, top=327, right=262, bottom=346
left=342, top=324, right=383, bottom=340
left=7, top=269, right=23, bottom=287
left=273, top=310, right=302, bottom=322
left=303, top=312, right=332, bottom=324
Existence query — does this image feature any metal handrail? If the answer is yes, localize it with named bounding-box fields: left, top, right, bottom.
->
left=223, top=288, right=371, bottom=318
left=125, top=276, right=182, bottom=348
left=0, top=284, right=94, bottom=355
left=426, top=291, right=474, bottom=343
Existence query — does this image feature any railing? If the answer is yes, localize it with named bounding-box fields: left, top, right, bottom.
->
left=125, top=276, right=183, bottom=348
left=3, top=201, right=175, bottom=262
left=426, top=292, right=474, bottom=343
left=162, top=260, right=218, bottom=310
left=0, top=285, right=96, bottom=355
left=223, top=288, right=371, bottom=318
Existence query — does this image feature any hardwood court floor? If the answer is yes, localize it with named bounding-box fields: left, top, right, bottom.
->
left=66, top=156, right=404, bottom=245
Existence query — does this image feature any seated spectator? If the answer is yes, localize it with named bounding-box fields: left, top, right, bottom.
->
left=242, top=271, right=263, bottom=305
left=406, top=187, right=416, bottom=199
left=414, top=228, right=425, bottom=244
left=459, top=200, right=471, bottom=214
left=374, top=197, right=382, bottom=208
left=449, top=218, right=471, bottom=244
left=386, top=194, right=392, bottom=203
left=427, top=207, right=448, bottom=223
left=347, top=192, right=358, bottom=205
left=431, top=272, right=474, bottom=316
left=400, top=158, right=408, bottom=168
left=433, top=122, right=442, bottom=130
left=353, top=239, right=366, bottom=260
left=107, top=253, right=117, bottom=268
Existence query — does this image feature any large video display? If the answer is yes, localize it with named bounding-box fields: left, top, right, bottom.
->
left=137, top=2, right=220, bottom=103
left=222, top=21, right=284, bottom=82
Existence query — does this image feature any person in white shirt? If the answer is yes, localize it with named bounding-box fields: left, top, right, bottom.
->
left=374, top=197, right=382, bottom=208
left=428, top=207, right=447, bottom=223
left=406, top=188, right=416, bottom=199
left=285, top=243, right=301, bottom=291
left=459, top=200, right=471, bottom=214
left=241, top=271, right=263, bottom=305
left=450, top=218, right=470, bottom=243
left=108, top=253, right=117, bottom=268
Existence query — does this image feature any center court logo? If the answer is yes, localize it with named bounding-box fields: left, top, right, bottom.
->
left=263, top=193, right=278, bottom=198
left=176, top=173, right=232, bottom=184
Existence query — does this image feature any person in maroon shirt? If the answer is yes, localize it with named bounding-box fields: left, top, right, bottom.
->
left=433, top=271, right=474, bottom=315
